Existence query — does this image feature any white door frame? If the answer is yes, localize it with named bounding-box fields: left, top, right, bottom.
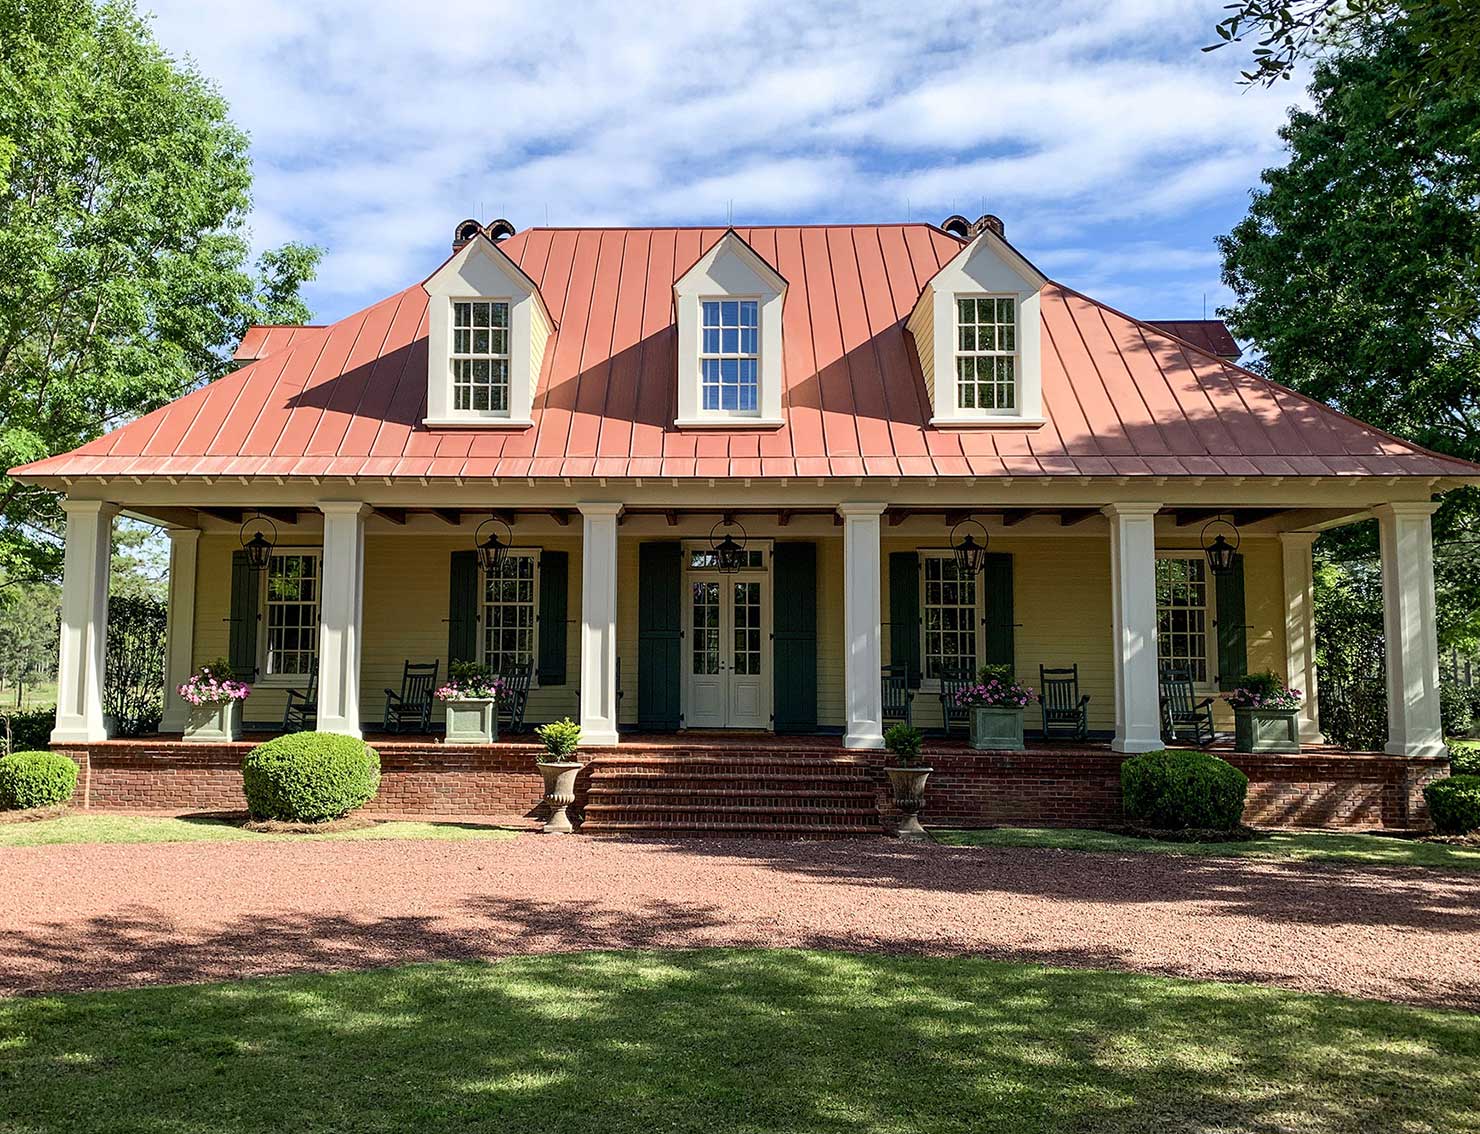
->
left=681, top=540, right=774, bottom=730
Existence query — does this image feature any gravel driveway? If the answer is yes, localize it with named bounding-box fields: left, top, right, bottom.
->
left=3, top=834, right=1476, bottom=1007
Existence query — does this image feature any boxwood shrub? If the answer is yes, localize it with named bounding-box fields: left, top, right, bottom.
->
left=1121, top=749, right=1249, bottom=831
left=241, top=733, right=380, bottom=822
left=1425, top=775, right=1480, bottom=835
left=0, top=750, right=78, bottom=810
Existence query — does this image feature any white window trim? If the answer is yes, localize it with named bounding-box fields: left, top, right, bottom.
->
left=917, top=550, right=983, bottom=693
left=953, top=292, right=1020, bottom=417
left=479, top=548, right=541, bottom=682
left=255, top=547, right=323, bottom=689
left=697, top=296, right=763, bottom=417
left=448, top=298, right=512, bottom=418
left=1154, top=551, right=1218, bottom=693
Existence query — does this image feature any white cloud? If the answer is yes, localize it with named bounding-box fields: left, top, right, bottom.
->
left=142, top=0, right=1301, bottom=320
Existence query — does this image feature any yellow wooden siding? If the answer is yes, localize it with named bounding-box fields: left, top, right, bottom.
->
left=530, top=304, right=552, bottom=399
left=906, top=286, right=936, bottom=414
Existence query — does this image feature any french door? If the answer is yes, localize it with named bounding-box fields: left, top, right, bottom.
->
left=685, top=572, right=770, bottom=729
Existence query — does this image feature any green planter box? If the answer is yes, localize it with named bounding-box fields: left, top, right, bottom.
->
left=183, top=701, right=242, bottom=743
left=444, top=698, right=499, bottom=744
left=1233, top=707, right=1300, bottom=753
left=969, top=706, right=1025, bottom=751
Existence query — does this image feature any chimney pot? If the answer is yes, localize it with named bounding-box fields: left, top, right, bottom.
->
left=970, top=214, right=1005, bottom=239
left=940, top=214, right=971, bottom=239
left=452, top=218, right=483, bottom=252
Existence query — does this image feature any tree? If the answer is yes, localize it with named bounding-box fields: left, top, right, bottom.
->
left=0, top=0, right=320, bottom=584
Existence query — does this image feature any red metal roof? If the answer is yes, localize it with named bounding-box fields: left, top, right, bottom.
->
left=13, top=224, right=1475, bottom=481
left=1146, top=319, right=1241, bottom=360
left=231, top=324, right=325, bottom=362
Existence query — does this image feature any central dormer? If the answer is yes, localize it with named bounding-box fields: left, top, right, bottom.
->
left=422, top=220, right=553, bottom=428
left=673, top=229, right=787, bottom=428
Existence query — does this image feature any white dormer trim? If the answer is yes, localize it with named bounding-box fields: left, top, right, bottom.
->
left=910, top=228, right=1047, bottom=428
left=421, top=235, right=553, bottom=428
left=674, top=230, right=787, bottom=428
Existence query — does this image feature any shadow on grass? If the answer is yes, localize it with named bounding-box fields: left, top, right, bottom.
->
left=2, top=949, right=1478, bottom=1134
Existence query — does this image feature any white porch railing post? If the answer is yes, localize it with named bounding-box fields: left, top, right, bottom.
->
left=1279, top=531, right=1324, bottom=744
left=52, top=500, right=117, bottom=744
left=159, top=528, right=201, bottom=733
left=316, top=501, right=368, bottom=738
left=840, top=502, right=887, bottom=750
left=578, top=503, right=622, bottom=747
left=1375, top=502, right=1445, bottom=758
left=1103, top=503, right=1164, bottom=754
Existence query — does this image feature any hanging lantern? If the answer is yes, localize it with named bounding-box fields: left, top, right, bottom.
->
left=1201, top=517, right=1240, bottom=577
left=709, top=518, right=749, bottom=575
left=474, top=516, right=513, bottom=573
left=238, top=515, right=277, bottom=572
left=950, top=517, right=990, bottom=576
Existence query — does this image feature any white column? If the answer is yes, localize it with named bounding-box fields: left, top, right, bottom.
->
left=1279, top=531, right=1323, bottom=744
left=1104, top=503, right=1164, bottom=754
left=578, top=503, right=622, bottom=746
left=1376, top=502, right=1445, bottom=758
left=52, top=500, right=117, bottom=743
left=158, top=528, right=201, bottom=733
left=316, top=502, right=368, bottom=737
left=840, top=503, right=887, bottom=749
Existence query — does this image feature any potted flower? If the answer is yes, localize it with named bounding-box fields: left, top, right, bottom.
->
left=883, top=723, right=930, bottom=840
left=436, top=662, right=507, bottom=743
left=1225, top=672, right=1302, bottom=753
left=533, top=718, right=582, bottom=834
left=954, top=665, right=1037, bottom=751
left=177, top=660, right=251, bottom=743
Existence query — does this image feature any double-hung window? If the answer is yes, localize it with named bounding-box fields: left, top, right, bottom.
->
left=921, top=553, right=979, bottom=681
left=261, top=551, right=321, bottom=680
left=451, top=299, right=511, bottom=413
left=700, top=299, right=759, bottom=412
left=955, top=296, right=1017, bottom=412
left=1155, top=556, right=1212, bottom=683
left=482, top=551, right=538, bottom=674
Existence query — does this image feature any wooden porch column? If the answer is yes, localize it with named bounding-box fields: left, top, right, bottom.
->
left=316, top=502, right=368, bottom=738
left=1376, top=503, right=1445, bottom=758
left=51, top=500, right=117, bottom=743
left=1103, top=503, right=1163, bottom=754
left=840, top=503, right=887, bottom=750
left=578, top=503, right=622, bottom=746
left=1279, top=531, right=1323, bottom=744
left=159, top=527, right=201, bottom=733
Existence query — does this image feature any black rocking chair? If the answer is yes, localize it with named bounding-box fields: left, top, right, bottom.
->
left=939, top=665, right=972, bottom=738
left=281, top=660, right=319, bottom=733
left=499, top=660, right=535, bottom=735
left=1160, top=667, right=1216, bottom=746
left=1039, top=664, right=1091, bottom=740
left=383, top=660, right=439, bottom=734
left=881, top=663, right=914, bottom=728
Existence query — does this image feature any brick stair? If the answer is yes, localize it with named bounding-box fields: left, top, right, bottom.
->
left=579, top=751, right=884, bottom=838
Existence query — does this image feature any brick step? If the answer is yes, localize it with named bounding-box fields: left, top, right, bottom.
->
left=585, top=793, right=876, bottom=813
left=585, top=785, right=876, bottom=802
left=587, top=767, right=876, bottom=785
left=590, top=754, right=873, bottom=769
left=579, top=819, right=883, bottom=839
left=584, top=800, right=877, bottom=818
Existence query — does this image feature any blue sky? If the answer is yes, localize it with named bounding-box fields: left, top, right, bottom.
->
left=144, top=0, right=1304, bottom=327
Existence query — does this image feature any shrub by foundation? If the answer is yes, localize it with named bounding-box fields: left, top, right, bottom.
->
left=241, top=733, right=380, bottom=823
left=1121, top=749, right=1249, bottom=832
left=0, top=750, right=78, bottom=811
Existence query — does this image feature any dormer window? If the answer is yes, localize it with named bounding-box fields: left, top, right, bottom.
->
left=452, top=300, right=511, bottom=413
left=955, top=296, right=1016, bottom=413
left=701, top=299, right=760, bottom=412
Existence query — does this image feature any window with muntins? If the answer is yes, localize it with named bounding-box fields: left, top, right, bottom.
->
left=482, top=552, right=537, bottom=674
left=452, top=300, right=510, bottom=413
left=700, top=299, right=759, bottom=412
left=955, top=296, right=1016, bottom=411
left=1156, top=556, right=1211, bottom=683
left=922, top=554, right=979, bottom=681
left=263, top=552, right=320, bottom=679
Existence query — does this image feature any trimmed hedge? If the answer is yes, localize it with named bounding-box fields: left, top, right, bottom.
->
left=1425, top=775, right=1480, bottom=835
left=1, top=707, right=56, bottom=757
left=0, top=750, right=78, bottom=810
left=1122, top=749, right=1249, bottom=831
left=241, top=733, right=380, bottom=822
left=1450, top=741, right=1480, bottom=777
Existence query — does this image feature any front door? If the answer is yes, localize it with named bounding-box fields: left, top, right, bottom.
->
left=685, top=570, right=770, bottom=729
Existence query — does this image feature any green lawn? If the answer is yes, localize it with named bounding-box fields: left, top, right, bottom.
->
left=0, top=813, right=521, bottom=848
left=933, top=826, right=1480, bottom=869
left=1, top=950, right=1475, bottom=1134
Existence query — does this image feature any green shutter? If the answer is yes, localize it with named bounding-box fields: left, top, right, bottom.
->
left=638, top=541, right=683, bottom=731
left=1215, top=552, right=1248, bottom=691
left=537, top=551, right=569, bottom=685
left=772, top=542, right=818, bottom=733
left=982, top=552, right=1015, bottom=672
left=447, top=550, right=479, bottom=665
left=888, top=552, right=921, bottom=688
left=228, top=551, right=260, bottom=680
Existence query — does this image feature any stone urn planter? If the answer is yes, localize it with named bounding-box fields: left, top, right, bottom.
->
left=1233, top=707, right=1300, bottom=754
left=886, top=765, right=933, bottom=840
left=183, top=700, right=242, bottom=743
left=537, top=760, right=582, bottom=834
left=970, top=706, right=1026, bottom=751
left=444, top=698, right=499, bottom=743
